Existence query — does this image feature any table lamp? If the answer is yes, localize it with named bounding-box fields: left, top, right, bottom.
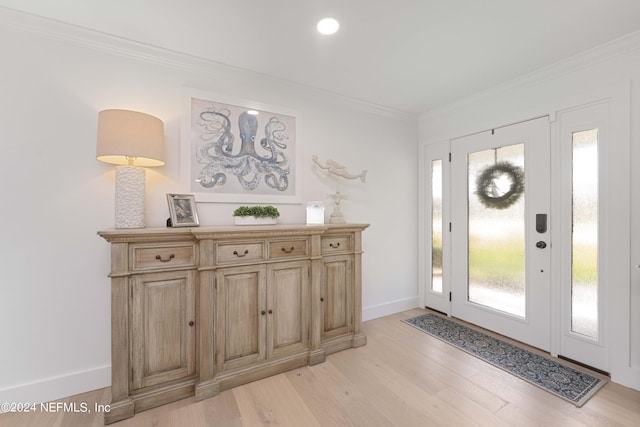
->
left=96, top=109, right=165, bottom=228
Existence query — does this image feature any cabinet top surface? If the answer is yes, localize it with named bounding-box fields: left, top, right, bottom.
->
left=98, top=223, right=369, bottom=242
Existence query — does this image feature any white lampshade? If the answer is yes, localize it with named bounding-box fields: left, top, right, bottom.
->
left=96, top=109, right=165, bottom=229
left=97, top=109, right=165, bottom=167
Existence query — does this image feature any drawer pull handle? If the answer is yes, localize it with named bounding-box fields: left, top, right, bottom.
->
left=329, top=242, right=340, bottom=248
left=233, top=249, right=249, bottom=257
left=281, top=246, right=295, bottom=253
left=155, top=254, right=175, bottom=262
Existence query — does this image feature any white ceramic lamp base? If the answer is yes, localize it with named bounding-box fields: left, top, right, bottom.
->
left=115, top=166, right=145, bottom=228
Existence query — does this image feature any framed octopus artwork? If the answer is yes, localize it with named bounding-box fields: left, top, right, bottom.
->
left=181, top=88, right=301, bottom=204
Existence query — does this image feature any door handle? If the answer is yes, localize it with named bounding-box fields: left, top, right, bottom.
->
left=536, top=214, right=547, bottom=233
left=536, top=241, right=547, bottom=249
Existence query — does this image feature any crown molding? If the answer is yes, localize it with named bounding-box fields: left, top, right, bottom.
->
left=420, top=29, right=640, bottom=122
left=0, top=6, right=416, bottom=123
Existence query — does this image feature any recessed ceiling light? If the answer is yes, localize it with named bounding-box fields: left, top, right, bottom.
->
left=317, top=17, right=339, bottom=35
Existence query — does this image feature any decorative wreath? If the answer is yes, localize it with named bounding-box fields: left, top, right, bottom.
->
left=475, top=161, right=524, bottom=210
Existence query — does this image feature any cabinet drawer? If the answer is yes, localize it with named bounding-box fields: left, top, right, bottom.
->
left=268, top=239, right=309, bottom=259
left=131, top=244, right=196, bottom=271
left=321, top=235, right=352, bottom=254
left=217, top=242, right=264, bottom=264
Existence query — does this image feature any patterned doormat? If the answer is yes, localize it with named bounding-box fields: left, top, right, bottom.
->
left=402, top=313, right=607, bottom=407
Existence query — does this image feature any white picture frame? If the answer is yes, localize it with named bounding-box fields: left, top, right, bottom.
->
left=166, top=193, right=199, bottom=227
left=181, top=88, right=302, bottom=204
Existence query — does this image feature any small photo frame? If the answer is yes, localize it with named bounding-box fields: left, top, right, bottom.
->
left=306, top=201, right=324, bottom=225
left=166, top=194, right=199, bottom=227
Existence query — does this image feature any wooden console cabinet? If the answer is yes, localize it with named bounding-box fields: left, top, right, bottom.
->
left=98, top=224, right=368, bottom=424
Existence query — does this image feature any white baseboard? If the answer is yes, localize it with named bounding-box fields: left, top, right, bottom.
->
left=363, top=296, right=420, bottom=321
left=611, top=367, right=640, bottom=392
left=0, top=365, right=110, bottom=410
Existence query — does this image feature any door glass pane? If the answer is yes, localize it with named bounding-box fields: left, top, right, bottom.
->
left=572, top=129, right=598, bottom=338
left=431, top=159, right=443, bottom=293
left=468, top=144, right=525, bottom=317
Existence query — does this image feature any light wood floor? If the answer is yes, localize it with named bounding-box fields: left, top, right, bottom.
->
left=2, top=308, right=640, bottom=426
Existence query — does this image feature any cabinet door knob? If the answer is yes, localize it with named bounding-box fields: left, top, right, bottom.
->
left=320, top=297, right=324, bottom=302
left=155, top=254, right=175, bottom=262
left=268, top=309, right=273, bottom=314
left=188, top=320, right=194, bottom=327
left=261, top=310, right=266, bottom=315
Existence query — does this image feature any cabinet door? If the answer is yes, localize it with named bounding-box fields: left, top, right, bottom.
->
left=130, top=270, right=196, bottom=390
left=322, top=255, right=354, bottom=340
left=216, top=265, right=267, bottom=372
left=267, top=260, right=310, bottom=359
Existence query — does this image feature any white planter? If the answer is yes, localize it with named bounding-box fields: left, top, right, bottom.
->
left=234, top=216, right=278, bottom=225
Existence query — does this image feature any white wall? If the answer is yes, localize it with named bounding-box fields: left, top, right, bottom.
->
left=0, top=9, right=418, bottom=404
left=419, top=32, right=640, bottom=390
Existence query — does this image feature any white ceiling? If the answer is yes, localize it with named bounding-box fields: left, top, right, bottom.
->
left=3, top=0, right=640, bottom=114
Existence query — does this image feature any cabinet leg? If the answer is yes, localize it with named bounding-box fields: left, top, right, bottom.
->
left=103, top=398, right=134, bottom=425
left=194, top=380, right=220, bottom=401
left=352, top=333, right=367, bottom=348
left=309, top=349, right=326, bottom=365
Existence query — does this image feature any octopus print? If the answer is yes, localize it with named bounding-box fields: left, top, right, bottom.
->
left=190, top=97, right=296, bottom=196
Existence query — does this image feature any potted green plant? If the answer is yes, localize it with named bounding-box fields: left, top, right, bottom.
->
left=232, top=205, right=280, bottom=225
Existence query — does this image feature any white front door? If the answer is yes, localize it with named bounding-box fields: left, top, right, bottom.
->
left=450, top=117, right=551, bottom=351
